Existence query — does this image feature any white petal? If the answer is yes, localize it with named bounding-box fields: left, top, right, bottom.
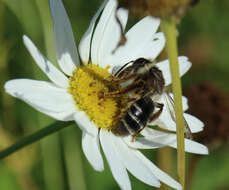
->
left=159, top=93, right=188, bottom=112
left=170, top=138, right=209, bottom=155
left=141, top=128, right=177, bottom=145
left=115, top=137, right=161, bottom=187
left=123, top=136, right=165, bottom=149
left=150, top=93, right=194, bottom=132
left=82, top=131, right=104, bottom=171
left=112, top=16, right=161, bottom=59
left=74, top=112, right=98, bottom=136
left=5, top=79, right=76, bottom=121
left=91, top=0, right=117, bottom=65
left=142, top=128, right=209, bottom=155
left=50, top=0, right=80, bottom=76
left=157, top=56, right=192, bottom=86
left=182, top=96, right=189, bottom=111
left=105, top=16, right=162, bottom=68
left=98, top=7, right=128, bottom=68
left=184, top=113, right=204, bottom=133
left=100, top=130, right=131, bottom=190
left=152, top=108, right=176, bottom=131
left=125, top=16, right=160, bottom=49
left=153, top=110, right=204, bottom=133
left=78, top=0, right=107, bottom=63
left=135, top=151, right=182, bottom=190
left=168, top=93, right=189, bottom=111
left=23, top=35, right=69, bottom=88
left=107, top=32, right=165, bottom=69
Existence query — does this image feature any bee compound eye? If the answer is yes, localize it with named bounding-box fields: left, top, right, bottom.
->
left=133, top=58, right=149, bottom=65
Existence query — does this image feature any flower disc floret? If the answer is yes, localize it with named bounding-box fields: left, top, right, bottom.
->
left=69, top=64, right=127, bottom=130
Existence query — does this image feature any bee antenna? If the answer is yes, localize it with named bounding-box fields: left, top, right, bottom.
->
left=114, top=60, right=134, bottom=76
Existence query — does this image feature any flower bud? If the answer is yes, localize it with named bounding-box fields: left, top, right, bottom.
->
left=184, top=83, right=229, bottom=150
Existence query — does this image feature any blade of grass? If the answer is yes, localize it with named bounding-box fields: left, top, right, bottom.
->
left=161, top=18, right=186, bottom=188
left=0, top=121, right=74, bottom=159
left=34, top=1, right=66, bottom=190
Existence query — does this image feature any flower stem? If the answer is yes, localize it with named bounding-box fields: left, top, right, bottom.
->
left=0, top=121, right=74, bottom=159
left=161, top=18, right=185, bottom=188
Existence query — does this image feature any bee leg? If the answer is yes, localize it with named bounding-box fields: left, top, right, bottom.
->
left=149, top=103, right=164, bottom=122
left=107, top=75, right=118, bottom=81
left=89, top=81, right=96, bottom=87
left=131, top=126, right=147, bottom=142
left=131, top=127, right=146, bottom=142
left=131, top=135, right=136, bottom=142
left=98, top=87, right=110, bottom=99
left=103, top=90, right=122, bottom=98
left=127, top=97, right=137, bottom=103
left=104, top=84, right=141, bottom=98
left=110, top=75, right=135, bottom=84
left=120, top=83, right=142, bottom=94
left=131, top=134, right=137, bottom=142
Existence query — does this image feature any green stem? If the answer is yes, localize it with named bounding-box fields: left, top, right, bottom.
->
left=161, top=18, right=185, bottom=188
left=0, top=121, right=74, bottom=159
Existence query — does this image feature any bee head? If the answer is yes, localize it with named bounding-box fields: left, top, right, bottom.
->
left=133, top=58, right=150, bottom=65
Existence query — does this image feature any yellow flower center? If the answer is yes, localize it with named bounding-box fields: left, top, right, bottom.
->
left=69, top=64, right=127, bottom=130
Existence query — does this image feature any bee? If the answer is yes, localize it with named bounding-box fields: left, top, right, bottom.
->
left=102, top=58, right=192, bottom=140
left=112, top=92, right=164, bottom=141
left=106, top=58, right=165, bottom=98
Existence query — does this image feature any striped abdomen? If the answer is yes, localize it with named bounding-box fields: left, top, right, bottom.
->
left=112, top=96, right=155, bottom=136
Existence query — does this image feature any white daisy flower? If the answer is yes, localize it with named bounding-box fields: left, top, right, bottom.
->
left=4, top=0, right=208, bottom=190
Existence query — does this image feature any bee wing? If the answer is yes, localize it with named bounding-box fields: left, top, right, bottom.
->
left=163, top=91, right=193, bottom=139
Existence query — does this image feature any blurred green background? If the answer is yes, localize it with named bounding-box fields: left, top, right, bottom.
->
left=0, top=0, right=229, bottom=190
